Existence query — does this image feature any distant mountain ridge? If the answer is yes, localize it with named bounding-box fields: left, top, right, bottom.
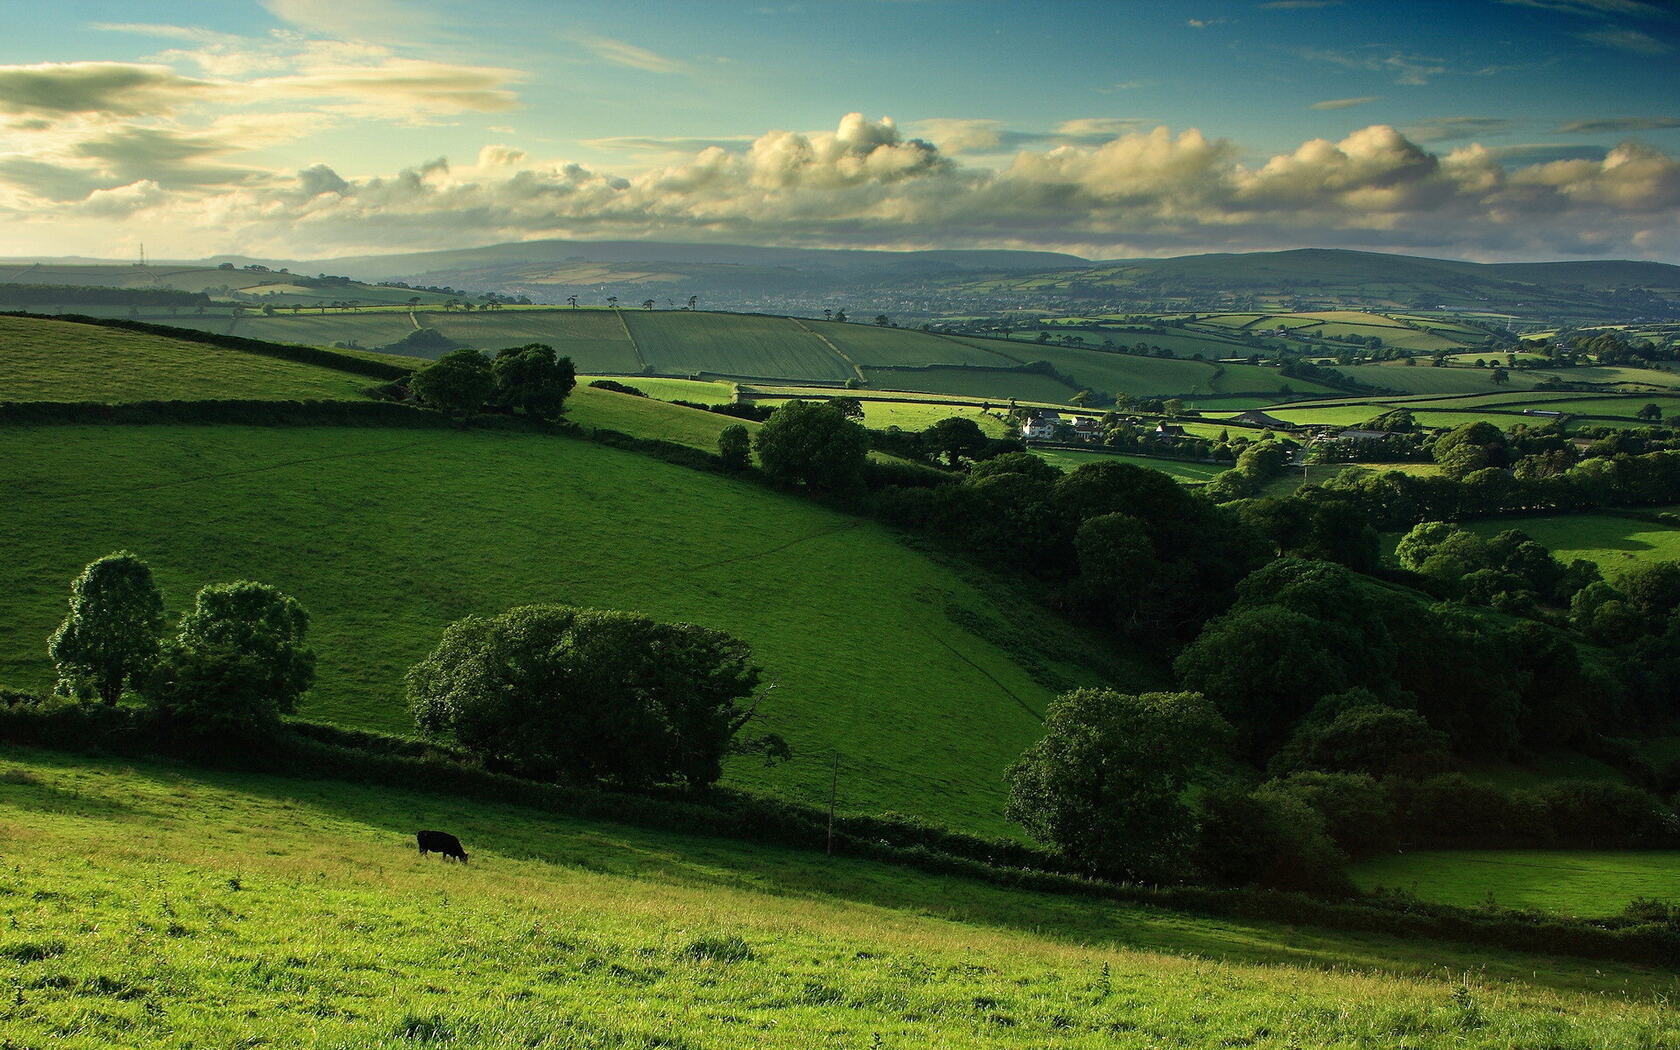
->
left=4, top=242, right=1676, bottom=320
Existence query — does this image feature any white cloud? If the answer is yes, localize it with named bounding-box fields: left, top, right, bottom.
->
left=1310, top=96, right=1381, bottom=111
left=569, top=33, right=688, bottom=74
left=0, top=62, right=217, bottom=116
left=2, top=114, right=1677, bottom=261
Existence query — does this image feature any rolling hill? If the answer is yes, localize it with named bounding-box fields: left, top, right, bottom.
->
left=4, top=747, right=1671, bottom=1049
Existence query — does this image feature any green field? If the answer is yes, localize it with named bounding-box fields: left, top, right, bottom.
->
left=1, top=748, right=1675, bottom=1049
left=1458, top=513, right=1680, bottom=570
left=0, top=316, right=372, bottom=402
left=565, top=386, right=758, bottom=451
left=622, top=312, right=853, bottom=382
left=860, top=366, right=1078, bottom=402
left=0, top=423, right=1141, bottom=836
left=815, top=322, right=1019, bottom=369
left=588, top=376, right=739, bottom=403
left=1351, top=850, right=1680, bottom=916
left=1032, top=449, right=1225, bottom=482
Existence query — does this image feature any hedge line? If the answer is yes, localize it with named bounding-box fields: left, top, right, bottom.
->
left=1, top=699, right=1675, bottom=969
left=0, top=399, right=451, bottom=428
left=1, top=312, right=414, bottom=380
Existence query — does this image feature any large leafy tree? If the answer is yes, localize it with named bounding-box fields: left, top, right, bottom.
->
left=407, top=605, right=763, bottom=788
left=1005, top=688, right=1229, bottom=880
left=491, top=343, right=576, bottom=420
left=922, top=416, right=990, bottom=468
left=753, top=400, right=869, bottom=492
left=48, top=551, right=165, bottom=704
left=410, top=348, right=494, bottom=417
left=143, top=581, right=315, bottom=735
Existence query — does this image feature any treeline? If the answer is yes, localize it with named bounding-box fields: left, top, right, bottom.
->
left=0, top=284, right=209, bottom=307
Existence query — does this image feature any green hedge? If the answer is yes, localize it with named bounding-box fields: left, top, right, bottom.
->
left=0, top=399, right=449, bottom=427
left=0, top=312, right=414, bottom=380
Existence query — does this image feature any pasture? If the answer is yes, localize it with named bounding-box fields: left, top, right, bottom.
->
left=1350, top=850, right=1680, bottom=917
left=2, top=748, right=1674, bottom=1047
left=1457, top=512, right=1680, bottom=571
left=1032, top=449, right=1225, bottom=482
left=0, top=315, right=372, bottom=402
left=622, top=312, right=853, bottom=382
left=0, top=424, right=1139, bottom=835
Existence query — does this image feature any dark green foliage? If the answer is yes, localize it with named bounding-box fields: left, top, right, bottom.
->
left=410, top=348, right=494, bottom=417
left=753, top=400, right=870, bottom=492
left=47, top=552, right=165, bottom=704
left=407, top=604, right=762, bottom=788
left=1192, top=786, right=1353, bottom=895
left=1269, top=700, right=1450, bottom=780
left=1258, top=772, right=1397, bottom=859
left=922, top=416, right=990, bottom=467
left=1005, top=688, right=1230, bottom=881
left=181, top=582, right=313, bottom=711
left=380, top=327, right=459, bottom=356
left=490, top=343, right=576, bottom=420
left=717, top=424, right=752, bottom=471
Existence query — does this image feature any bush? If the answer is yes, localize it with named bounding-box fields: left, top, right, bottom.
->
left=406, top=604, right=762, bottom=788
left=1193, top=786, right=1354, bottom=895
left=1257, top=772, right=1397, bottom=858
left=717, top=424, right=752, bottom=471
left=410, top=349, right=493, bottom=417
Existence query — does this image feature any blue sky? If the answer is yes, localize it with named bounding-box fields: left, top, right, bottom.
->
left=0, top=0, right=1675, bottom=260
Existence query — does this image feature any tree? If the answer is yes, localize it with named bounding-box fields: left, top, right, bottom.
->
left=922, top=416, right=989, bottom=467
left=1638, top=403, right=1662, bottom=422
left=1490, top=366, right=1510, bottom=386
left=687, top=295, right=698, bottom=310
left=410, top=348, right=493, bottom=417
left=606, top=296, right=619, bottom=309
left=753, top=400, right=870, bottom=492
left=1005, top=688, right=1229, bottom=880
left=142, top=581, right=315, bottom=735
left=407, top=604, right=762, bottom=788
left=1192, top=786, right=1352, bottom=894
left=642, top=299, right=655, bottom=310
left=491, top=343, right=576, bottom=420
left=873, top=314, right=890, bottom=327
left=822, top=309, right=832, bottom=321
left=567, top=295, right=578, bottom=309
left=48, top=552, right=165, bottom=704
left=717, top=424, right=751, bottom=471
left=833, top=309, right=847, bottom=323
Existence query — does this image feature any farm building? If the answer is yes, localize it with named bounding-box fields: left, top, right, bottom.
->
left=1231, top=410, right=1297, bottom=430
left=1154, top=423, right=1187, bottom=437
left=1020, top=411, right=1062, bottom=440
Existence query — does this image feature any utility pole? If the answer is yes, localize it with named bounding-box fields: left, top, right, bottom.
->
left=826, top=750, right=840, bottom=856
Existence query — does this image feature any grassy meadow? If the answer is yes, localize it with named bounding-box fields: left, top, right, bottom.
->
left=1, top=747, right=1676, bottom=1049
left=1457, top=512, right=1680, bottom=570
left=0, top=423, right=1144, bottom=835
left=1351, top=850, right=1680, bottom=917
left=1032, top=449, right=1225, bottom=482
left=0, top=315, right=372, bottom=402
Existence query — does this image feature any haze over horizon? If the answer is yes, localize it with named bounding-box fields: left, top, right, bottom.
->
left=1, top=0, right=1676, bottom=264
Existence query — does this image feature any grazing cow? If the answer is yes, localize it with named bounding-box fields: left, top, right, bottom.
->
left=416, top=829, right=469, bottom=863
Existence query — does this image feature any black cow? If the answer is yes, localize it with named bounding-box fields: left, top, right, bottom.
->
left=416, top=829, right=469, bottom=863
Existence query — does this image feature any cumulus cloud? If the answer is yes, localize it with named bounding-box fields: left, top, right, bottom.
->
left=3, top=113, right=1678, bottom=261
left=0, top=62, right=216, bottom=116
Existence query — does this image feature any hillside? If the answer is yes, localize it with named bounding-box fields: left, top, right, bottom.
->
left=74, top=309, right=1335, bottom=406
left=941, top=249, right=1680, bottom=321
left=0, top=261, right=483, bottom=310
left=0, top=422, right=1142, bottom=836
left=0, top=315, right=378, bottom=402
left=0, top=747, right=1672, bottom=1049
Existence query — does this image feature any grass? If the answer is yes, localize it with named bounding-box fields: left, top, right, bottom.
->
left=565, top=386, right=758, bottom=452
left=622, top=312, right=853, bottom=382
left=587, top=376, right=739, bottom=403
left=1032, top=449, right=1225, bottom=482
left=1457, top=512, right=1680, bottom=571
left=1350, top=850, right=1680, bottom=917
left=0, top=747, right=1675, bottom=1048
left=0, top=315, right=372, bottom=402
left=0, top=423, right=1142, bottom=835
left=860, top=366, right=1078, bottom=402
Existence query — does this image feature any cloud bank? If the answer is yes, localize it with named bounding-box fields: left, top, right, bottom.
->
left=1, top=103, right=1676, bottom=261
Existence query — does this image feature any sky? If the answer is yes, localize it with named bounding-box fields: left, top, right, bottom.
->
left=0, top=0, right=1676, bottom=263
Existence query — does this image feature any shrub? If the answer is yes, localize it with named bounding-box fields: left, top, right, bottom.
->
left=753, top=400, right=869, bottom=492
left=1192, top=786, right=1354, bottom=896
left=717, top=424, right=752, bottom=472
left=410, top=349, right=493, bottom=417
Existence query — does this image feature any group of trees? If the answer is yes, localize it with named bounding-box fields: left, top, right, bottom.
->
left=409, top=344, right=577, bottom=420
left=45, top=553, right=314, bottom=735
